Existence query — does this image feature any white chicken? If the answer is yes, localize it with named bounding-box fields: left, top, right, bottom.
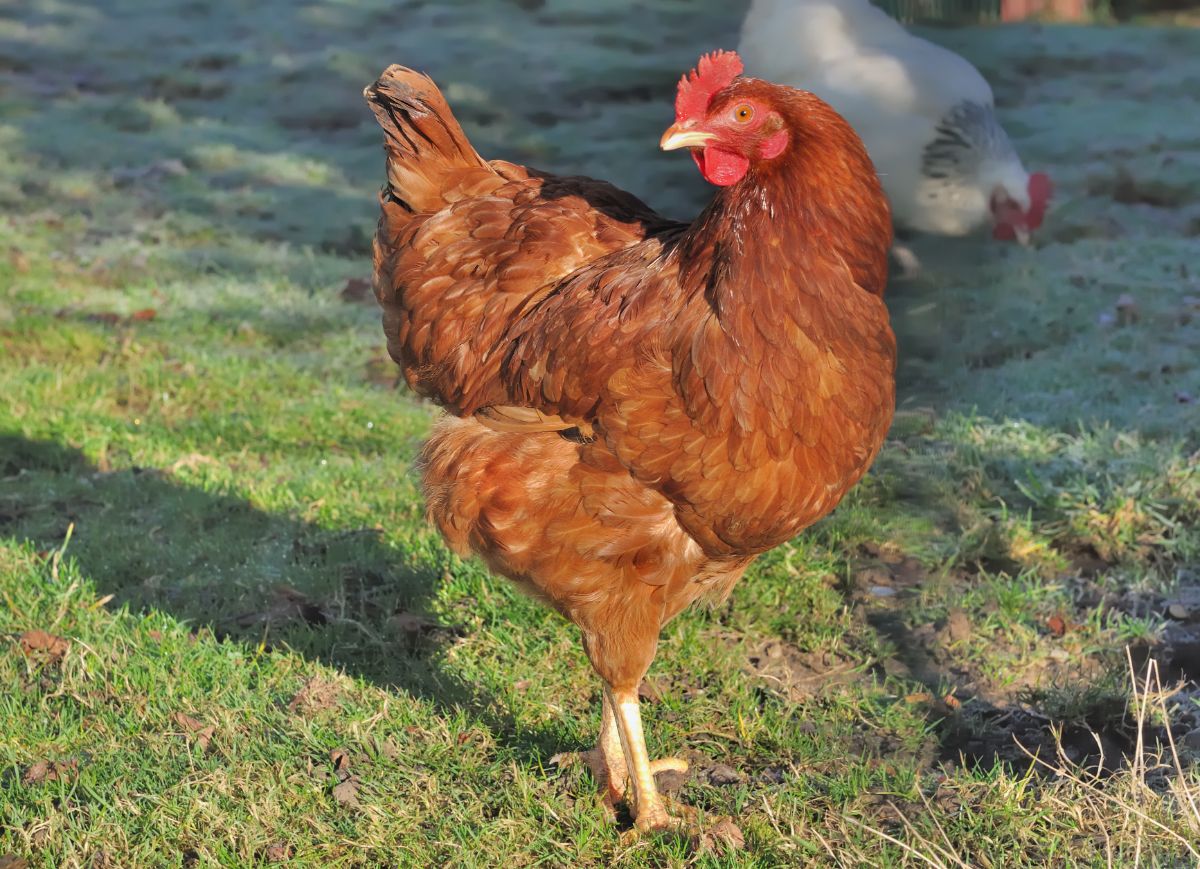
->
left=738, top=0, right=1051, bottom=270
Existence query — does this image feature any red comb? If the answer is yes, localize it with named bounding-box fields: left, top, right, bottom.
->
left=675, top=50, right=744, bottom=123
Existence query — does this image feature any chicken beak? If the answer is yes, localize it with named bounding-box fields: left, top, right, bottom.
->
left=660, top=124, right=716, bottom=151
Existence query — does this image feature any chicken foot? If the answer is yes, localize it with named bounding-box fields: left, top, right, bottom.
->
left=552, top=691, right=688, bottom=817
left=604, top=685, right=691, bottom=833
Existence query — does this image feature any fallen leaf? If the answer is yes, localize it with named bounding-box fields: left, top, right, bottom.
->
left=0, top=855, right=30, bottom=869
left=328, top=750, right=361, bottom=808
left=18, top=630, right=69, bottom=663
left=329, top=748, right=352, bottom=776
left=512, top=679, right=532, bottom=694
left=698, top=818, right=745, bottom=854
left=22, top=760, right=51, bottom=784
left=171, top=712, right=215, bottom=751
left=655, top=768, right=689, bottom=794
left=338, top=277, right=373, bottom=303
left=288, top=676, right=341, bottom=715
left=8, top=247, right=30, bottom=272
left=760, top=765, right=786, bottom=785
left=637, top=676, right=664, bottom=703
left=331, top=777, right=360, bottom=808
left=1047, top=614, right=1068, bottom=637
left=373, top=737, right=401, bottom=761
left=130, top=308, right=157, bottom=322
left=262, top=842, right=292, bottom=862
left=706, top=763, right=743, bottom=786
left=23, top=757, right=79, bottom=785
left=904, top=692, right=933, bottom=704
left=942, top=693, right=962, bottom=711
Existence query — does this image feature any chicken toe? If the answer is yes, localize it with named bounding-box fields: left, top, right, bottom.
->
left=648, top=757, right=689, bottom=775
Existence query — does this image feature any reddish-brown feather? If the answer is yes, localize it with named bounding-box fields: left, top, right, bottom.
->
left=366, top=66, right=893, bottom=695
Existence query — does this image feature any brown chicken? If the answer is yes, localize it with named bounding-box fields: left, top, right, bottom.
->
left=365, top=50, right=895, bottom=832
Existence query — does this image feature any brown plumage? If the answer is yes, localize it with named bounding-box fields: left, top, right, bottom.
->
left=365, top=50, right=895, bottom=832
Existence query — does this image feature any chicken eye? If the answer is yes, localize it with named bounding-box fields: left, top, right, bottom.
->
left=734, top=104, right=754, bottom=124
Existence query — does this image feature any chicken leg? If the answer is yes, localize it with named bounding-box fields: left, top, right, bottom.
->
left=553, top=691, right=629, bottom=808
left=554, top=690, right=688, bottom=817
left=604, top=685, right=690, bottom=832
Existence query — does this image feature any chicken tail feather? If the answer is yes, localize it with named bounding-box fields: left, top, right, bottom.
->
left=364, top=65, right=492, bottom=212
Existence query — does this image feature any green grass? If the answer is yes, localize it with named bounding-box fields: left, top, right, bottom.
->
left=3, top=1, right=1200, bottom=865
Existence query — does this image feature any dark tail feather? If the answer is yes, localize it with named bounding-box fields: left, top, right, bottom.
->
left=363, top=65, right=491, bottom=212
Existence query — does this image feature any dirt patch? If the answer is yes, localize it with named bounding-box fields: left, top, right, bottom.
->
left=768, top=543, right=1200, bottom=779
left=1015, top=51, right=1146, bottom=79
left=852, top=543, right=929, bottom=597
left=232, top=584, right=328, bottom=630
left=287, top=676, right=342, bottom=716
left=938, top=581, right=1200, bottom=775
left=1132, top=621, right=1200, bottom=687
left=1049, top=215, right=1127, bottom=245
left=1088, top=167, right=1192, bottom=208
left=940, top=698, right=1146, bottom=777
left=745, top=640, right=864, bottom=702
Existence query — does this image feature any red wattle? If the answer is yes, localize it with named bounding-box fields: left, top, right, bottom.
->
left=696, top=147, right=750, bottom=187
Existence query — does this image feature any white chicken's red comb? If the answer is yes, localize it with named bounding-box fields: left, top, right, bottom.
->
left=675, top=50, right=744, bottom=123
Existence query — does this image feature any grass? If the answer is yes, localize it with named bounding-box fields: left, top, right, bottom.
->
left=3, top=0, right=1200, bottom=865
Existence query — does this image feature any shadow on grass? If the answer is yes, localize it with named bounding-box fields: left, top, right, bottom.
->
left=8, top=430, right=1196, bottom=788
left=7, top=429, right=1190, bottom=792
left=0, top=432, right=563, bottom=763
